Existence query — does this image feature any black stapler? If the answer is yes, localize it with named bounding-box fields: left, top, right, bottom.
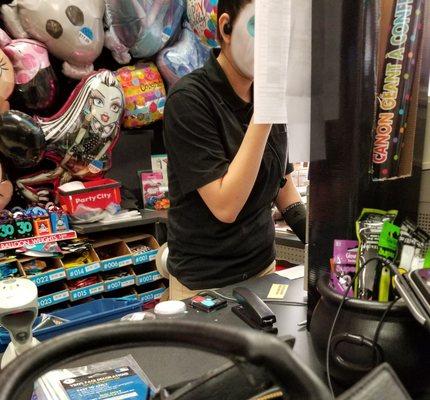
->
left=232, top=287, right=278, bottom=334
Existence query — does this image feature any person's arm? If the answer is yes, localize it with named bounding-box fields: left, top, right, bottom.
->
left=275, top=174, right=307, bottom=243
left=197, top=116, right=271, bottom=223
left=164, top=90, right=272, bottom=224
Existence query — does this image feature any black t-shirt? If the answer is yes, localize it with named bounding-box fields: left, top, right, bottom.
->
left=163, top=49, right=293, bottom=290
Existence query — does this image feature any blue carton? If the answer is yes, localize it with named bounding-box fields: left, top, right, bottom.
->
left=0, top=299, right=144, bottom=352
left=121, top=294, right=139, bottom=301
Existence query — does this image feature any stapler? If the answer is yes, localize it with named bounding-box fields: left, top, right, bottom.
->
left=232, top=287, right=278, bottom=334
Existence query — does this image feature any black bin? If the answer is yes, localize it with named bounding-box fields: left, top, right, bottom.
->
left=310, top=275, right=430, bottom=397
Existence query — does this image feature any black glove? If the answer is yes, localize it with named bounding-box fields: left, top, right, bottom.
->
left=281, top=202, right=307, bottom=243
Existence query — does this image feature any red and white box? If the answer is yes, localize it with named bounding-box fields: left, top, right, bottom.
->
left=58, top=179, right=121, bottom=216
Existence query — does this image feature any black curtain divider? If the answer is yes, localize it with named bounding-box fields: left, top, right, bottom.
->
left=308, top=0, right=430, bottom=323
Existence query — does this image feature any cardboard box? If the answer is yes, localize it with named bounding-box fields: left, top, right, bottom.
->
left=20, top=258, right=66, bottom=287
left=136, top=282, right=166, bottom=304
left=102, top=267, right=136, bottom=292
left=63, top=248, right=101, bottom=280
left=94, top=240, right=133, bottom=272
left=122, top=234, right=159, bottom=266
left=68, top=279, right=104, bottom=302
left=103, top=287, right=139, bottom=301
left=0, top=259, right=23, bottom=280
left=38, top=282, right=69, bottom=309
left=132, top=262, right=162, bottom=287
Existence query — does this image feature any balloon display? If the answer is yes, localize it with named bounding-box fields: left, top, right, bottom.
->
left=0, top=29, right=57, bottom=111
left=156, top=23, right=210, bottom=88
left=0, top=110, right=46, bottom=168
left=187, top=0, right=219, bottom=48
left=104, top=0, right=186, bottom=62
left=0, top=48, right=14, bottom=113
left=1, top=0, right=105, bottom=79
left=116, top=62, right=166, bottom=128
left=0, top=162, right=13, bottom=211
left=16, top=70, right=125, bottom=204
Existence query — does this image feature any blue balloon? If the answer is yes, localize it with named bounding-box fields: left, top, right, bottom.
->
left=105, top=0, right=186, bottom=63
left=156, top=23, right=210, bottom=89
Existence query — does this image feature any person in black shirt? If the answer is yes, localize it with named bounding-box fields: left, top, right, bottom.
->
left=163, top=0, right=306, bottom=300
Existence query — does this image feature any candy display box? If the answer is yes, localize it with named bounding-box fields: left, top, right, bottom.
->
left=102, top=266, right=136, bottom=292
left=136, top=282, right=167, bottom=304
left=132, top=261, right=162, bottom=287
left=20, top=257, right=66, bottom=287
left=38, top=282, right=70, bottom=310
left=94, top=239, right=133, bottom=271
left=122, top=234, right=159, bottom=266
left=63, top=248, right=101, bottom=280
left=68, top=276, right=104, bottom=302
left=103, top=287, right=139, bottom=301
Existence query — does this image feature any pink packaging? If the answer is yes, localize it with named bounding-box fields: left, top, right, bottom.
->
left=331, top=240, right=358, bottom=296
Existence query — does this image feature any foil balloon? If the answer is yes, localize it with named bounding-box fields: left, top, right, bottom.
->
left=0, top=110, right=45, bottom=168
left=104, top=0, right=185, bottom=63
left=16, top=70, right=125, bottom=204
left=1, top=0, right=105, bottom=80
left=156, top=23, right=210, bottom=89
left=0, top=162, right=13, bottom=211
left=187, top=0, right=218, bottom=48
left=116, top=62, right=166, bottom=128
left=0, top=48, right=14, bottom=113
left=0, top=29, right=57, bottom=111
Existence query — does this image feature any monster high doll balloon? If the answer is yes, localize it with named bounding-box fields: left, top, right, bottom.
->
left=104, top=0, right=185, bottom=63
left=1, top=0, right=105, bottom=79
left=0, top=48, right=14, bottom=113
left=16, top=70, right=125, bottom=204
left=0, top=29, right=57, bottom=111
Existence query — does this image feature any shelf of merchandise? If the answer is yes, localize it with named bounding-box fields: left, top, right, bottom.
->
left=73, top=210, right=168, bottom=234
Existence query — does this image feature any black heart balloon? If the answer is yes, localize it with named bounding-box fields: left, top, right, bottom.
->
left=0, top=110, right=46, bottom=168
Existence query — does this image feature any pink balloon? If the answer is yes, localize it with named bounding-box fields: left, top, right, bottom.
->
left=0, top=29, right=57, bottom=110
left=2, top=0, right=105, bottom=79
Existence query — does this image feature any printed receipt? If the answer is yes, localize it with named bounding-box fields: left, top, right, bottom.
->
left=254, top=0, right=291, bottom=124
left=254, top=0, right=311, bottom=161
